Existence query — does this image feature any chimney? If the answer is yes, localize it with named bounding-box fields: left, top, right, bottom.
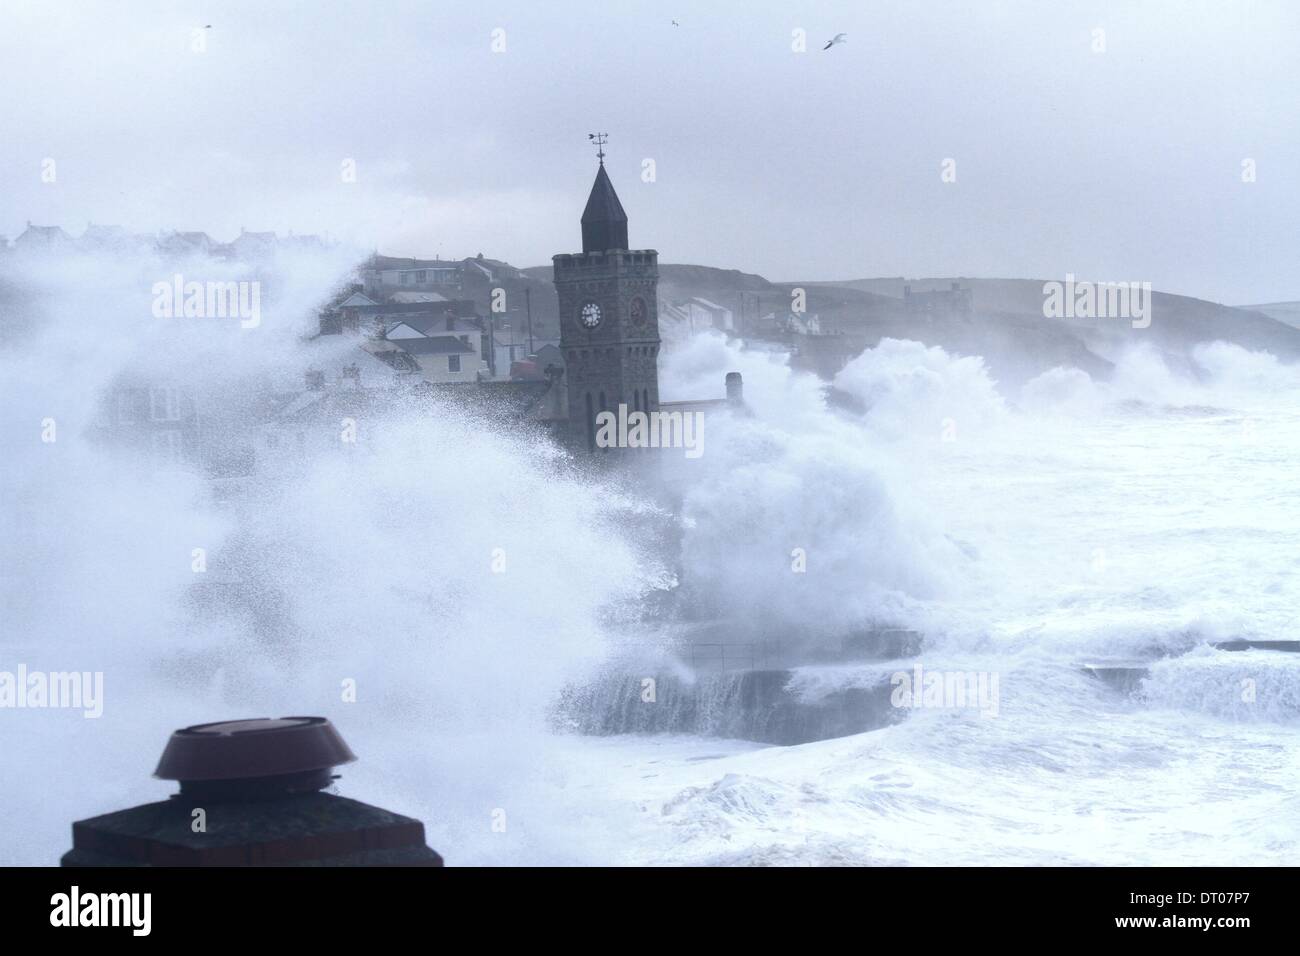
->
left=445, top=312, right=455, bottom=331
left=61, top=717, right=443, bottom=866
left=725, top=371, right=744, bottom=404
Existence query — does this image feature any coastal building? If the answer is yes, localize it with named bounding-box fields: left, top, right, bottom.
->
left=363, top=256, right=465, bottom=295
left=661, top=297, right=735, bottom=334
left=156, top=230, right=220, bottom=258
left=13, top=222, right=74, bottom=251
left=903, top=281, right=972, bottom=315
left=99, top=376, right=201, bottom=468
left=553, top=157, right=662, bottom=452
left=229, top=228, right=278, bottom=260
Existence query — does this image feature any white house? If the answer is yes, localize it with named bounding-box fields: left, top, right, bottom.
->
left=660, top=297, right=735, bottom=334
left=370, top=313, right=489, bottom=383
left=382, top=336, right=480, bottom=382
left=364, top=256, right=464, bottom=293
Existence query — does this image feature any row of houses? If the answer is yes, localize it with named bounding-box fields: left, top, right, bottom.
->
left=358, top=253, right=528, bottom=298
left=658, top=295, right=827, bottom=339
left=316, top=281, right=567, bottom=389
left=96, top=352, right=570, bottom=477
left=0, top=222, right=328, bottom=258
left=317, top=287, right=491, bottom=383
left=82, top=249, right=559, bottom=473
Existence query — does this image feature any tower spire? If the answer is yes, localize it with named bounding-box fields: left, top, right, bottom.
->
left=580, top=163, right=628, bottom=252
left=554, top=146, right=661, bottom=454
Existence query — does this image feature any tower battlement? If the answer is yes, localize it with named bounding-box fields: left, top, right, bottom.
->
left=553, top=249, right=659, bottom=277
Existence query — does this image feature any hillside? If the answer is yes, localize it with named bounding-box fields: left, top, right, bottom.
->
left=521, top=264, right=1300, bottom=390
left=823, top=277, right=1300, bottom=364
left=1241, top=301, right=1300, bottom=331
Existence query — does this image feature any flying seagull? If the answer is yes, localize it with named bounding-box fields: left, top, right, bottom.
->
left=672, top=19, right=680, bottom=27
left=823, top=33, right=847, bottom=50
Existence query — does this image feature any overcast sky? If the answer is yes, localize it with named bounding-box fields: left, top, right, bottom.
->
left=1, top=0, right=1297, bottom=304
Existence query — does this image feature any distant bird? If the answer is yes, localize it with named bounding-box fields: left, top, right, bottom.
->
left=823, top=33, right=847, bottom=50
left=204, top=24, right=212, bottom=29
left=672, top=19, right=679, bottom=26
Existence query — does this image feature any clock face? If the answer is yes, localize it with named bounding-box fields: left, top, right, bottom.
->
left=630, top=297, right=646, bottom=326
left=580, top=301, right=602, bottom=330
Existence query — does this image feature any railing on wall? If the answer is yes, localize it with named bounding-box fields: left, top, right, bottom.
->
left=687, top=641, right=784, bottom=672
left=605, top=627, right=922, bottom=674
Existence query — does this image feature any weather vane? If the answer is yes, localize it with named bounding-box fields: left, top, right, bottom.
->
left=587, top=132, right=608, bottom=165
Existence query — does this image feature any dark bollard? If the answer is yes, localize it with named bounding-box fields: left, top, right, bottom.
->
left=62, top=716, right=444, bottom=866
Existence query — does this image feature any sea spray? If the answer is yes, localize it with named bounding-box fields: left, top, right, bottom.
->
left=0, top=245, right=663, bottom=865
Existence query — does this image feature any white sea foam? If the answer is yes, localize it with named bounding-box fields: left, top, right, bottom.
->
left=0, top=247, right=661, bottom=865
left=3, top=250, right=1299, bottom=866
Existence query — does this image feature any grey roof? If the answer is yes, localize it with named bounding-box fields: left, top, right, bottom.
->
left=389, top=291, right=448, bottom=303
left=17, top=224, right=73, bottom=242
left=368, top=255, right=464, bottom=271
left=158, top=231, right=215, bottom=249
left=389, top=314, right=480, bottom=335
left=369, top=349, right=421, bottom=372
left=393, top=336, right=475, bottom=355
left=338, top=292, right=378, bottom=307
left=353, top=300, right=479, bottom=316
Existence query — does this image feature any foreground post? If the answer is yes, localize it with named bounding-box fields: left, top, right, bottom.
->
left=62, top=716, right=443, bottom=866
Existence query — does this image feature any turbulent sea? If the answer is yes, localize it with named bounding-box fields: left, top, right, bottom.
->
left=535, top=336, right=1300, bottom=866
left=2, top=251, right=1298, bottom=865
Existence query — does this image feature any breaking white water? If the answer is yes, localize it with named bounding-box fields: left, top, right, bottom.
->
left=2, top=249, right=1299, bottom=865
left=598, top=333, right=1300, bottom=865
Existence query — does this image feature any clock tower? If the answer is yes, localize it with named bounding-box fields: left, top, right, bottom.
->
left=554, top=152, right=660, bottom=452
